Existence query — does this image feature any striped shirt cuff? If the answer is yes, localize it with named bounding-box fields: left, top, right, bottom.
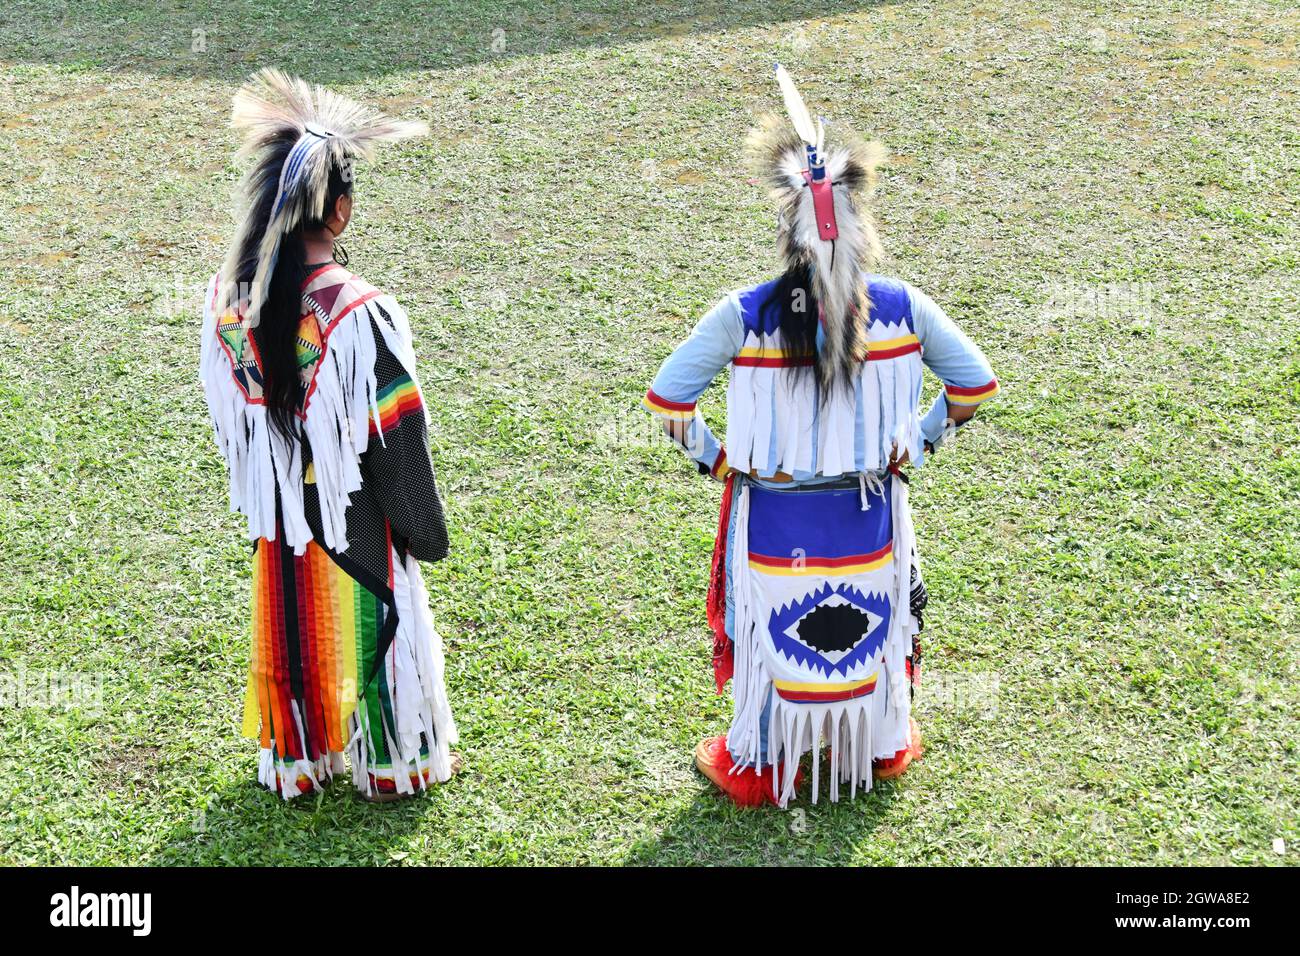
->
left=944, top=378, right=999, bottom=407
left=642, top=388, right=697, bottom=420
left=709, top=448, right=731, bottom=481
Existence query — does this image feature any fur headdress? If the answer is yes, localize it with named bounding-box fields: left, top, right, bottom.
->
left=746, top=65, right=886, bottom=382
left=218, top=68, right=428, bottom=326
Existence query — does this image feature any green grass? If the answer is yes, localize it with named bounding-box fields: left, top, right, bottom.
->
left=0, top=0, right=1296, bottom=865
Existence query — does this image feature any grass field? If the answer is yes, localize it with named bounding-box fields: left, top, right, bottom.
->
left=0, top=0, right=1296, bottom=865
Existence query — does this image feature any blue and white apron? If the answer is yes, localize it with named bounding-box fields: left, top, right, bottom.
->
left=728, top=472, right=920, bottom=806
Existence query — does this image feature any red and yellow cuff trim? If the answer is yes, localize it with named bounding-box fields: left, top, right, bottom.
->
left=774, top=673, right=878, bottom=703
left=864, top=333, right=921, bottom=360
left=748, top=541, right=893, bottom=576
left=945, top=379, right=999, bottom=406
left=369, top=375, right=422, bottom=435
left=643, top=388, right=697, bottom=420
left=733, top=346, right=815, bottom=368
left=710, top=448, right=731, bottom=480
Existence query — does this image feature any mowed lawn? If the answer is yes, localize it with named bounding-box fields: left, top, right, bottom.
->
left=0, top=0, right=1295, bottom=865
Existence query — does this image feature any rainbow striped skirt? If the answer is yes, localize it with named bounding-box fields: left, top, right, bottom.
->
left=243, top=536, right=457, bottom=799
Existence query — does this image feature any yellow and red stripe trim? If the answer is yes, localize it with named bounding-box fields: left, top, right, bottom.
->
left=731, top=337, right=921, bottom=367
left=733, top=346, right=815, bottom=368
left=774, top=672, right=878, bottom=703
left=369, top=765, right=434, bottom=793
left=710, top=448, right=730, bottom=479
left=643, top=388, right=697, bottom=420
left=748, top=540, right=893, bottom=576
left=945, top=378, right=999, bottom=406
left=864, top=333, right=921, bottom=360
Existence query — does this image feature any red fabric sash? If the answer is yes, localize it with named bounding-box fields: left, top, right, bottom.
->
left=705, top=472, right=736, bottom=693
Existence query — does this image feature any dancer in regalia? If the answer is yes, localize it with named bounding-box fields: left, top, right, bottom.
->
left=644, top=67, right=999, bottom=807
left=200, top=69, right=459, bottom=801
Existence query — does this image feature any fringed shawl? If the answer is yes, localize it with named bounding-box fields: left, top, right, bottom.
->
left=199, top=263, right=427, bottom=555
left=724, top=275, right=924, bottom=480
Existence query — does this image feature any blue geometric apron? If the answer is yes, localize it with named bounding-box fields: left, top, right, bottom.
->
left=727, top=473, right=920, bottom=806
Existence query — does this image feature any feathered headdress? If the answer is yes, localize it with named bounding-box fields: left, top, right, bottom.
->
left=747, top=65, right=886, bottom=382
left=218, top=68, right=429, bottom=326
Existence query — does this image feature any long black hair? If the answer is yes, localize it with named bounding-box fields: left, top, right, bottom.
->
left=229, top=139, right=353, bottom=445
left=768, top=265, right=816, bottom=376
left=758, top=262, right=869, bottom=397
left=757, top=263, right=845, bottom=395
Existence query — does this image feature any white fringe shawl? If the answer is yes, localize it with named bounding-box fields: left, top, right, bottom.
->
left=727, top=476, right=920, bottom=808
left=725, top=331, right=923, bottom=479
left=199, top=274, right=427, bottom=555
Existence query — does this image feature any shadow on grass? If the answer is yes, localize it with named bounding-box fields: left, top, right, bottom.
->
left=627, top=765, right=900, bottom=866
left=2, top=0, right=897, bottom=83
left=153, top=772, right=455, bottom=866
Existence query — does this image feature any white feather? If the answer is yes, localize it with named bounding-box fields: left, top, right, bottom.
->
left=775, top=63, right=817, bottom=147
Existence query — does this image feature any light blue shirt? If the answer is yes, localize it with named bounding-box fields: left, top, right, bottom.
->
left=645, top=276, right=998, bottom=480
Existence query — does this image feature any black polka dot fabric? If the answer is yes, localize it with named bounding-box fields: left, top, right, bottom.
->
left=297, top=309, right=449, bottom=581
left=364, top=307, right=450, bottom=564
